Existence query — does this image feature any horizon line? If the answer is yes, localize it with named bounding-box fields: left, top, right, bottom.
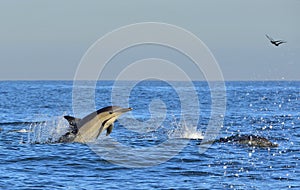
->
left=0, top=79, right=299, bottom=82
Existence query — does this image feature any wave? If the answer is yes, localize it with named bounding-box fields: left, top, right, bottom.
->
left=0, top=121, right=47, bottom=126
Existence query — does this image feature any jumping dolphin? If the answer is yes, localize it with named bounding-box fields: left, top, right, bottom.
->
left=200, top=134, right=278, bottom=148
left=266, top=34, right=286, bottom=46
left=58, top=106, right=132, bottom=143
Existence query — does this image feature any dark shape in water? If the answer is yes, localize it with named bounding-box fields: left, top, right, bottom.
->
left=58, top=106, right=132, bottom=143
left=201, top=134, right=278, bottom=148
left=266, top=34, right=286, bottom=46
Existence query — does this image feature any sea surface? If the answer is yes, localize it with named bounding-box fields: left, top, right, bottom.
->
left=0, top=80, right=299, bottom=189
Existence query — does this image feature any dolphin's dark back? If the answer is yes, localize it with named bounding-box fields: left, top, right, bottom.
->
left=217, top=134, right=278, bottom=148
left=77, top=106, right=121, bottom=129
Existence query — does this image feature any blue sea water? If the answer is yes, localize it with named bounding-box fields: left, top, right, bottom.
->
left=0, top=80, right=299, bottom=189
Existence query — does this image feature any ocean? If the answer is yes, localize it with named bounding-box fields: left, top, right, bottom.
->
left=0, top=80, right=299, bottom=189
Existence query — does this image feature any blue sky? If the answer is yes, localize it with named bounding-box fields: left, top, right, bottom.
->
left=0, top=0, right=299, bottom=80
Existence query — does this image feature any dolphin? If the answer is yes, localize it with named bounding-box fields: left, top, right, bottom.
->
left=216, top=134, right=278, bottom=148
left=58, top=106, right=132, bottom=143
left=200, top=134, right=278, bottom=148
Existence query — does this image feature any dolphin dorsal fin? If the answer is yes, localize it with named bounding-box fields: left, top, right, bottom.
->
left=106, top=124, right=114, bottom=136
left=63, top=116, right=81, bottom=127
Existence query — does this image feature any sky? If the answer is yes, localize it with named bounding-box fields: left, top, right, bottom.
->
left=0, top=0, right=299, bottom=81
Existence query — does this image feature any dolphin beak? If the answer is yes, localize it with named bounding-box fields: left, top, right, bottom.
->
left=113, top=107, right=133, bottom=114
left=123, top=107, right=133, bottom=112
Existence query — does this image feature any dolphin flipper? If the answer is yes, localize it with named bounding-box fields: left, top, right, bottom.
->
left=94, top=124, right=114, bottom=139
left=106, top=124, right=114, bottom=136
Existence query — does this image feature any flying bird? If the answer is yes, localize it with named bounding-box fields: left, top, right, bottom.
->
left=266, top=34, right=286, bottom=46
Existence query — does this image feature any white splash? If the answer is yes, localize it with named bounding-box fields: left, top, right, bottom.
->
left=168, top=117, right=204, bottom=140
left=27, top=114, right=69, bottom=144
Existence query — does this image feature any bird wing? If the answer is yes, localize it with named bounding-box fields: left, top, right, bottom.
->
left=277, top=41, right=287, bottom=45
left=265, top=34, right=274, bottom=41
left=273, top=40, right=285, bottom=43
